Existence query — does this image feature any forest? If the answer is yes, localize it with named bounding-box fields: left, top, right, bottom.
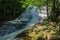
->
left=0, top=0, right=60, bottom=40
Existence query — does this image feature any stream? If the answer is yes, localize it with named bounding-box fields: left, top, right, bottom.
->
left=0, top=6, right=47, bottom=40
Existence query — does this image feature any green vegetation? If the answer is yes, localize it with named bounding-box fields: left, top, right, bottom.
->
left=14, top=0, right=60, bottom=40
left=0, top=0, right=60, bottom=22
left=0, top=0, right=60, bottom=40
left=16, top=21, right=60, bottom=40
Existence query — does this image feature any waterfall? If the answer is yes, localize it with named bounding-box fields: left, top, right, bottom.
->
left=0, top=6, right=47, bottom=40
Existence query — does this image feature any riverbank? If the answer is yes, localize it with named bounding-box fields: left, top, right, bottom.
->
left=15, top=21, right=60, bottom=40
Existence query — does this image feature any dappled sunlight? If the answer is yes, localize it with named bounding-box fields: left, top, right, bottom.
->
left=0, top=0, right=60, bottom=40
left=15, top=22, right=60, bottom=40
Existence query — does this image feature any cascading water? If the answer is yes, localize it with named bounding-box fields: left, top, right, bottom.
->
left=0, top=6, right=47, bottom=40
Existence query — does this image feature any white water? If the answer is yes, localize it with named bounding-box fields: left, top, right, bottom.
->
left=0, top=6, right=47, bottom=40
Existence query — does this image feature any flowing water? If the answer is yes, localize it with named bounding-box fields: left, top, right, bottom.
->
left=0, top=6, right=47, bottom=40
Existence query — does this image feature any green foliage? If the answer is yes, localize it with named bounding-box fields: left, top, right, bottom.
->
left=42, top=20, right=49, bottom=26
left=0, top=0, right=60, bottom=23
left=20, top=0, right=47, bottom=7
left=0, top=0, right=47, bottom=22
left=15, top=22, right=60, bottom=40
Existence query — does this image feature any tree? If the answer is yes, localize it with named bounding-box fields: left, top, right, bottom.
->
left=51, top=0, right=60, bottom=22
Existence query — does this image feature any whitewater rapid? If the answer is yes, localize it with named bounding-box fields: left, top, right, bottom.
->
left=0, top=6, right=47, bottom=40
